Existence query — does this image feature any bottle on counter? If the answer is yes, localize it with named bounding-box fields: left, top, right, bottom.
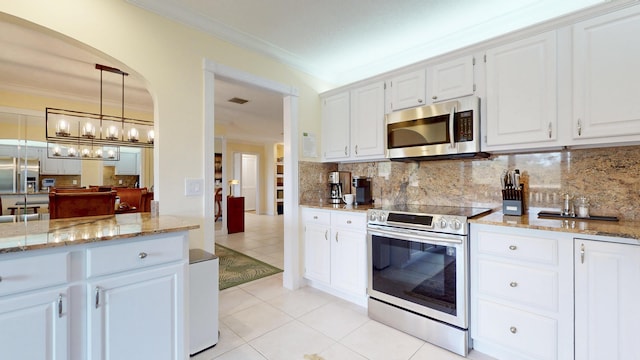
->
left=114, top=196, right=120, bottom=210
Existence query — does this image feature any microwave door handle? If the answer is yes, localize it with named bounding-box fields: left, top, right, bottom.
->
left=449, top=105, right=456, bottom=149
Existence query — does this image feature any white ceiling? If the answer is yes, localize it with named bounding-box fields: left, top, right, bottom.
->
left=129, top=0, right=605, bottom=85
left=0, top=0, right=607, bottom=145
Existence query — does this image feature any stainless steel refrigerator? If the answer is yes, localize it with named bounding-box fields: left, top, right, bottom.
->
left=0, top=157, right=40, bottom=193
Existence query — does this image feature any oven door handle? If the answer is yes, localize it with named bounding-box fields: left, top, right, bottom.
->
left=368, top=228, right=463, bottom=245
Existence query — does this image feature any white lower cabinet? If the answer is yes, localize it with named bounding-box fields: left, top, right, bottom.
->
left=302, top=208, right=367, bottom=305
left=574, top=238, right=640, bottom=360
left=0, top=251, right=70, bottom=359
left=0, top=286, right=70, bottom=360
left=0, top=233, right=188, bottom=360
left=470, top=224, right=573, bottom=360
left=88, top=264, right=184, bottom=360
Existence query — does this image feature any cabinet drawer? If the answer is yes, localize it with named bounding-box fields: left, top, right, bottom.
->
left=0, top=252, right=69, bottom=297
left=477, top=230, right=558, bottom=265
left=302, top=209, right=330, bottom=225
left=331, top=211, right=366, bottom=230
left=87, top=235, right=185, bottom=278
left=478, top=259, right=558, bottom=311
left=476, top=299, right=557, bottom=360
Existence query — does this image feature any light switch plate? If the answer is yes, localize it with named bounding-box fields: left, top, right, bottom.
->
left=185, top=178, right=204, bottom=196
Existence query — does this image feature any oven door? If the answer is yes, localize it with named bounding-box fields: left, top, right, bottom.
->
left=367, top=226, right=468, bottom=329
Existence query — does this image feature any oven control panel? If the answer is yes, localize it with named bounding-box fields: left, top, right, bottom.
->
left=367, top=209, right=468, bottom=235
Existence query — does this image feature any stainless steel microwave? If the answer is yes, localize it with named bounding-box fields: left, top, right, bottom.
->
left=386, top=96, right=486, bottom=160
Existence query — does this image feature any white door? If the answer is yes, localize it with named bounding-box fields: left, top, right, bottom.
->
left=350, top=82, right=386, bottom=160
left=574, top=239, right=640, bottom=360
left=484, top=31, right=558, bottom=150
left=572, top=6, right=640, bottom=141
left=88, top=264, right=184, bottom=360
left=0, top=287, right=69, bottom=360
left=241, top=154, right=257, bottom=211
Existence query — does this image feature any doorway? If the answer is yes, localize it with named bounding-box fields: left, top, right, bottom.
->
left=204, top=61, right=301, bottom=290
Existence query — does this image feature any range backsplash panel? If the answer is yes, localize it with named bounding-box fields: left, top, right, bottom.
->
left=299, top=146, right=640, bottom=220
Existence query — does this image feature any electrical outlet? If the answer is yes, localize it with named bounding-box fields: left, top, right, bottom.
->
left=119, top=179, right=123, bottom=185
left=72, top=180, right=77, bottom=185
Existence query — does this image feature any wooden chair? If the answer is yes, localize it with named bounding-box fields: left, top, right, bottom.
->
left=141, top=190, right=153, bottom=212
left=215, top=188, right=222, bottom=221
left=48, top=190, right=116, bottom=219
left=115, top=188, right=147, bottom=212
left=52, top=186, right=98, bottom=193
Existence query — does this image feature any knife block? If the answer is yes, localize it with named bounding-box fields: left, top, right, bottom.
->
left=502, top=186, right=524, bottom=216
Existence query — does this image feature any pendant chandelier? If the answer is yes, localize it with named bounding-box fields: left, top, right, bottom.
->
left=45, top=64, right=154, bottom=160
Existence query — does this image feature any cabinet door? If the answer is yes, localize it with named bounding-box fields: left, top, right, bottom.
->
left=116, top=152, right=139, bottom=175
left=574, top=239, right=640, bottom=360
left=304, top=222, right=331, bottom=284
left=62, top=159, right=81, bottom=175
left=388, top=69, right=426, bottom=112
left=88, top=264, right=185, bottom=360
left=330, top=227, right=366, bottom=297
left=427, top=56, right=475, bottom=103
left=485, top=31, right=558, bottom=150
left=573, top=6, right=640, bottom=142
left=41, top=156, right=63, bottom=175
left=0, top=287, right=69, bottom=360
left=0, top=144, right=17, bottom=157
left=321, top=92, right=350, bottom=161
left=350, top=82, right=386, bottom=159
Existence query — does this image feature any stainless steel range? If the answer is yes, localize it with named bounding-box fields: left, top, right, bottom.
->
left=366, top=205, right=491, bottom=356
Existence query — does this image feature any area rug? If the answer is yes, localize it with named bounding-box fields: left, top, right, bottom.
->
left=216, top=243, right=283, bottom=290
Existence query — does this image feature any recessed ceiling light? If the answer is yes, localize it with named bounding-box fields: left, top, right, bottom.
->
left=228, top=97, right=249, bottom=104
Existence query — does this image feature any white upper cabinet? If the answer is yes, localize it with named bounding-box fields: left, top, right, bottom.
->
left=484, top=31, right=558, bottom=151
left=321, top=82, right=386, bottom=162
left=572, top=5, right=640, bottom=144
left=350, top=82, right=386, bottom=159
left=427, top=56, right=475, bottom=103
left=321, top=92, right=351, bottom=161
left=387, top=69, right=426, bottom=112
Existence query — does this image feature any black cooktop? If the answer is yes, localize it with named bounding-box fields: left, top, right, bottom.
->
left=375, top=204, right=492, bottom=219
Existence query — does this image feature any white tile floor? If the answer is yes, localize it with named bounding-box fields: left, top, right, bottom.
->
left=202, top=213, right=495, bottom=360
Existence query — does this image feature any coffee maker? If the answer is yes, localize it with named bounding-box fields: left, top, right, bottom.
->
left=328, top=171, right=351, bottom=204
left=352, top=176, right=372, bottom=205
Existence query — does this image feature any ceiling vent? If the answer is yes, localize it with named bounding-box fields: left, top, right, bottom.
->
left=228, top=97, right=249, bottom=104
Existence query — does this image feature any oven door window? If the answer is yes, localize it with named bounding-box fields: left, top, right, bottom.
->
left=387, top=114, right=450, bottom=149
left=371, top=234, right=457, bottom=316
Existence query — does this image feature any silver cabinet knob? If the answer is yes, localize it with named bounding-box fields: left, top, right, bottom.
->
left=138, top=252, right=148, bottom=259
left=510, top=326, right=517, bottom=334
left=509, top=245, right=517, bottom=251
left=417, top=98, right=424, bottom=103
left=432, top=95, right=438, bottom=100
left=510, top=281, right=518, bottom=287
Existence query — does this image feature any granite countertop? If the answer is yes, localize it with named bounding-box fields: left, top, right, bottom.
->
left=0, top=213, right=200, bottom=254
left=300, top=202, right=377, bottom=213
left=472, top=207, right=640, bottom=241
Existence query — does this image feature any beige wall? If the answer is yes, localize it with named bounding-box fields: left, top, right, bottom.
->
left=1, top=1, right=331, bottom=247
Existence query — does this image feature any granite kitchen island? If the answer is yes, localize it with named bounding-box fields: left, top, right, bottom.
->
left=0, top=213, right=199, bottom=360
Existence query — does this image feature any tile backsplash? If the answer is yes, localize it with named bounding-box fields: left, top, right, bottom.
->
left=299, top=145, right=640, bottom=220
